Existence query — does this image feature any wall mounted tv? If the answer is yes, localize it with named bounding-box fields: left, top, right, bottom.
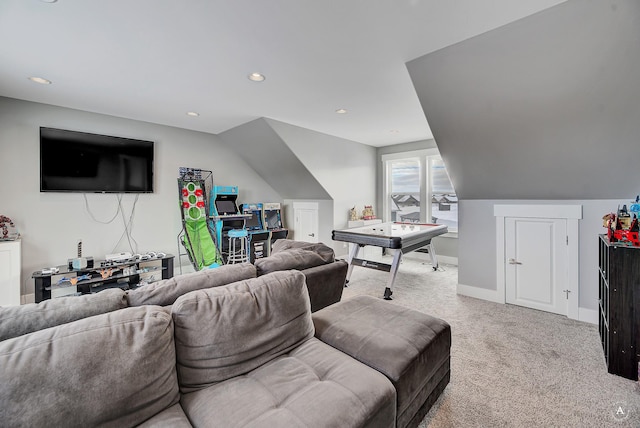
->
left=40, top=127, right=154, bottom=193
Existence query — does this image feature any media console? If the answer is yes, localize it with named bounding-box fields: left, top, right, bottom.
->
left=32, top=254, right=174, bottom=303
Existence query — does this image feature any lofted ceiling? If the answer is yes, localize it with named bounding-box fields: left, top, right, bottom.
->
left=0, top=0, right=566, bottom=147
left=407, top=0, right=640, bottom=199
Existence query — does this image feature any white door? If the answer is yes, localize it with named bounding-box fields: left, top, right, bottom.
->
left=505, top=217, right=567, bottom=315
left=294, top=202, right=319, bottom=243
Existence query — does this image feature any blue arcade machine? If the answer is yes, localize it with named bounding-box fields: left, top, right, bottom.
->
left=209, top=185, right=250, bottom=262
left=240, top=203, right=271, bottom=262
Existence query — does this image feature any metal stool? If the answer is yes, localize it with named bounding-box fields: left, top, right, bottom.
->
left=227, top=229, right=248, bottom=264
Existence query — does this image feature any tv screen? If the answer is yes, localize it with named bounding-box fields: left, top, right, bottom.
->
left=40, top=127, right=154, bottom=193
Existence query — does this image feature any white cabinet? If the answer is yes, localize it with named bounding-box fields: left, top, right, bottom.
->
left=0, top=239, right=21, bottom=306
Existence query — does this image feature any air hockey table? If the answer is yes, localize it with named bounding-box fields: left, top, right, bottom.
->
left=332, top=222, right=448, bottom=300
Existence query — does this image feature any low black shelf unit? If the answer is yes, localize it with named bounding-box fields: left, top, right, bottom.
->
left=32, top=255, right=174, bottom=303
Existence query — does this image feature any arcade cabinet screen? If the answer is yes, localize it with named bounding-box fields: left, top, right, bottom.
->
left=265, top=210, right=281, bottom=229
left=215, top=200, right=237, bottom=215
left=245, top=212, right=262, bottom=230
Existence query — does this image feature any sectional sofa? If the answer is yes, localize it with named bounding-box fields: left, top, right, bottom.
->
left=0, top=242, right=451, bottom=428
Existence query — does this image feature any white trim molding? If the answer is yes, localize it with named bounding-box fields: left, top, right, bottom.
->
left=494, top=204, right=582, bottom=320
left=457, top=283, right=504, bottom=303
left=578, top=307, right=598, bottom=325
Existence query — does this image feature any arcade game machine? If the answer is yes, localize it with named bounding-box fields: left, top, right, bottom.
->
left=176, top=168, right=223, bottom=272
left=209, top=186, right=250, bottom=263
left=240, top=203, right=271, bottom=262
left=264, top=202, right=289, bottom=249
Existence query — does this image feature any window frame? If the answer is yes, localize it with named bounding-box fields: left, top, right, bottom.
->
left=382, top=149, right=458, bottom=236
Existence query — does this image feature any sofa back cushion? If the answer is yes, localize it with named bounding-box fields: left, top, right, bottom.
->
left=0, top=288, right=128, bottom=341
left=172, top=270, right=314, bottom=393
left=0, top=306, right=179, bottom=428
left=254, top=240, right=335, bottom=276
left=127, top=262, right=257, bottom=307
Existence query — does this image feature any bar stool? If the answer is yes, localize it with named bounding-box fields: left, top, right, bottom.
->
left=227, top=229, right=248, bottom=264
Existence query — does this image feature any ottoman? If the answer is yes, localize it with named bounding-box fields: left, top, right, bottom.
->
left=312, top=295, right=451, bottom=428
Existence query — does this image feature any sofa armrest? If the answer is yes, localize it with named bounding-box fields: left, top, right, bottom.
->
left=302, top=260, right=348, bottom=312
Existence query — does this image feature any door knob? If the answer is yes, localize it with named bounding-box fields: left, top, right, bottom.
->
left=508, top=258, right=522, bottom=265
left=308, top=233, right=315, bottom=237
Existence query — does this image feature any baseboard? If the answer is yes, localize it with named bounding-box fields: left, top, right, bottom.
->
left=456, top=283, right=504, bottom=304
left=21, top=293, right=35, bottom=305
left=578, top=307, right=598, bottom=325
left=457, top=285, right=600, bottom=324
left=177, top=264, right=196, bottom=275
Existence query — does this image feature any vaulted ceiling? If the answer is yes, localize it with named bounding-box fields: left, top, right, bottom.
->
left=0, top=0, right=565, bottom=147
left=407, top=0, right=640, bottom=199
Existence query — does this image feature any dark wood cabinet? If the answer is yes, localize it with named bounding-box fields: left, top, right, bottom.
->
left=599, top=235, right=640, bottom=380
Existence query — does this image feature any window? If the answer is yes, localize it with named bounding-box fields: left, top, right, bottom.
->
left=383, top=150, right=458, bottom=233
left=429, top=157, right=457, bottom=232
left=389, top=159, right=421, bottom=224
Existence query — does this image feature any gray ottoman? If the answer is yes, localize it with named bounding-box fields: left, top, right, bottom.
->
left=312, top=295, right=451, bottom=428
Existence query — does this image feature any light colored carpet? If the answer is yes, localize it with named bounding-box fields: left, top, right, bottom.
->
left=341, top=254, right=640, bottom=428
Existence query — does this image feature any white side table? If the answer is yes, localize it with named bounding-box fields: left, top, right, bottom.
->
left=0, top=239, right=21, bottom=306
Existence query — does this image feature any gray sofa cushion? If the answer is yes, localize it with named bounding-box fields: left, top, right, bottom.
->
left=172, top=270, right=314, bottom=393
left=0, top=305, right=180, bottom=428
left=0, top=288, right=128, bottom=341
left=181, top=337, right=396, bottom=428
left=254, top=241, right=335, bottom=276
left=313, top=295, right=451, bottom=428
left=271, top=239, right=336, bottom=259
left=136, top=403, right=193, bottom=428
left=128, top=262, right=257, bottom=307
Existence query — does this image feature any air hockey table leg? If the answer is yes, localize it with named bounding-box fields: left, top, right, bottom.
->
left=345, top=243, right=362, bottom=286
left=427, top=242, right=439, bottom=271
left=383, top=249, right=403, bottom=300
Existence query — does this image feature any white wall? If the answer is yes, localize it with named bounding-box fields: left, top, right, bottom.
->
left=0, top=97, right=281, bottom=298
left=408, top=0, right=640, bottom=201
left=458, top=199, right=624, bottom=315
left=267, top=120, right=377, bottom=256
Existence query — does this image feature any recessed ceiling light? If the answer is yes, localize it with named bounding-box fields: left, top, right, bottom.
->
left=186, top=111, right=200, bottom=117
left=28, top=77, right=52, bottom=85
left=335, top=108, right=347, bottom=114
left=248, top=72, right=265, bottom=82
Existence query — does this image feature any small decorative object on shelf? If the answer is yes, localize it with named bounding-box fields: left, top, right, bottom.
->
left=603, top=196, right=640, bottom=246
left=362, top=205, right=376, bottom=220
left=0, top=215, right=19, bottom=241
left=100, top=268, right=114, bottom=279
left=349, top=206, right=359, bottom=221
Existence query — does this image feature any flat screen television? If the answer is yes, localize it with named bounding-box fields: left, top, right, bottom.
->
left=40, top=127, right=154, bottom=193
